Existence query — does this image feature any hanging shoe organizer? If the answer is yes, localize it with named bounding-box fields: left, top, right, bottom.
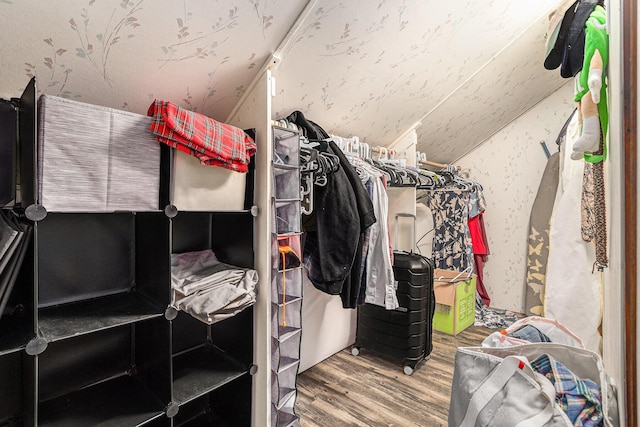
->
left=271, top=126, right=303, bottom=427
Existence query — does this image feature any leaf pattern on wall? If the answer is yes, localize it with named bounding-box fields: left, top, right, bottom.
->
left=25, top=38, right=74, bottom=97
left=248, top=0, right=276, bottom=36
left=3, top=0, right=565, bottom=156
left=158, top=5, right=237, bottom=69
left=69, top=0, right=144, bottom=86
left=2, top=0, right=306, bottom=120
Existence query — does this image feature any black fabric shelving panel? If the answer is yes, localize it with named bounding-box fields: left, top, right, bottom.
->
left=36, top=212, right=170, bottom=308
left=172, top=345, right=247, bottom=404
left=38, top=375, right=167, bottom=427
left=0, top=79, right=37, bottom=360
left=170, top=312, right=250, bottom=407
left=0, top=350, right=34, bottom=426
left=172, top=375, right=252, bottom=427
left=17, top=78, right=37, bottom=210
left=37, top=318, right=171, bottom=425
left=171, top=211, right=254, bottom=268
left=0, top=79, right=258, bottom=426
left=0, top=80, right=37, bottom=427
left=35, top=212, right=170, bottom=343
left=38, top=292, right=164, bottom=342
left=0, top=99, right=17, bottom=207
left=0, top=232, right=35, bottom=356
left=0, top=312, right=32, bottom=356
left=170, top=210, right=255, bottom=418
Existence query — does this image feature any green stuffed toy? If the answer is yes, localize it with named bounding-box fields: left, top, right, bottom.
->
left=570, top=5, right=609, bottom=162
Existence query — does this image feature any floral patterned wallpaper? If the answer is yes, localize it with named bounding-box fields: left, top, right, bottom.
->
left=271, top=0, right=567, bottom=158
left=0, top=0, right=306, bottom=120
left=1, top=0, right=566, bottom=164
left=456, top=81, right=575, bottom=312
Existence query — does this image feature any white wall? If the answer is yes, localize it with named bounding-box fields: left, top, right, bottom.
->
left=455, top=82, right=575, bottom=312
left=388, top=130, right=418, bottom=252
left=227, top=71, right=274, bottom=427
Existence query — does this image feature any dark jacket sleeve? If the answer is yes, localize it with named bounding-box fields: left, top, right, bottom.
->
left=307, top=151, right=361, bottom=293
left=327, top=140, right=376, bottom=230
left=326, top=140, right=377, bottom=308
left=285, top=113, right=377, bottom=305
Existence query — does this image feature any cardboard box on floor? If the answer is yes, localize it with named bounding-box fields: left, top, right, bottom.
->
left=432, top=268, right=476, bottom=335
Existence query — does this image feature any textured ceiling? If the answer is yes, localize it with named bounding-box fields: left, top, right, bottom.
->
left=0, top=0, right=567, bottom=163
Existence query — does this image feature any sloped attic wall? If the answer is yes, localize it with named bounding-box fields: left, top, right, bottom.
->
left=455, top=82, right=575, bottom=312
left=271, top=0, right=569, bottom=162
left=418, top=9, right=572, bottom=163
left=0, top=0, right=307, bottom=118
left=1, top=0, right=567, bottom=162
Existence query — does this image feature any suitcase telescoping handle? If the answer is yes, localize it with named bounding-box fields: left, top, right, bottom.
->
left=394, top=213, right=417, bottom=253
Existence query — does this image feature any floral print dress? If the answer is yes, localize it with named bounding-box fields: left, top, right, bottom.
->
left=427, top=188, right=474, bottom=272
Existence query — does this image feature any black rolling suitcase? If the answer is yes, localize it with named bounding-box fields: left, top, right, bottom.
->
left=352, top=213, right=436, bottom=375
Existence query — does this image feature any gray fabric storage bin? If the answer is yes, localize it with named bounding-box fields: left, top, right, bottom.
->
left=37, top=95, right=160, bottom=212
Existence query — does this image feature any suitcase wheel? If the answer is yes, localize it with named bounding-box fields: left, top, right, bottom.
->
left=403, top=365, right=414, bottom=376
left=350, top=346, right=360, bottom=356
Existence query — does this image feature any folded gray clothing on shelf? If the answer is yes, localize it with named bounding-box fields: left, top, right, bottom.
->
left=174, top=268, right=247, bottom=297
left=171, top=249, right=258, bottom=324
left=172, top=249, right=232, bottom=287
left=173, top=270, right=258, bottom=309
left=176, top=291, right=256, bottom=325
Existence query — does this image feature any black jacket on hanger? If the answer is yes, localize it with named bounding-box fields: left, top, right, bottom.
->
left=285, top=111, right=376, bottom=308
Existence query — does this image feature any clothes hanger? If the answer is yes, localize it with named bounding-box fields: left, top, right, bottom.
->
left=415, top=169, right=437, bottom=189
left=365, top=147, right=397, bottom=184
left=446, top=165, right=476, bottom=191
left=440, top=266, right=474, bottom=283
left=301, top=173, right=314, bottom=215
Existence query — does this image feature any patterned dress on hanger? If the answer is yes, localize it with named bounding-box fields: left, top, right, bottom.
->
left=427, top=189, right=474, bottom=272
left=468, top=186, right=491, bottom=307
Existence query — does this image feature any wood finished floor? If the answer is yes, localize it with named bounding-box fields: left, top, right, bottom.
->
left=295, top=325, right=492, bottom=427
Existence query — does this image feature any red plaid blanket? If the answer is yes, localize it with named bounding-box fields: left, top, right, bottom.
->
left=147, top=100, right=256, bottom=173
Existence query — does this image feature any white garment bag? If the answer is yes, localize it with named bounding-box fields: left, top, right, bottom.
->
left=544, top=114, right=601, bottom=352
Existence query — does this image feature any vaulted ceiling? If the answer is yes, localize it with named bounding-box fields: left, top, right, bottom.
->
left=0, top=0, right=567, bottom=163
